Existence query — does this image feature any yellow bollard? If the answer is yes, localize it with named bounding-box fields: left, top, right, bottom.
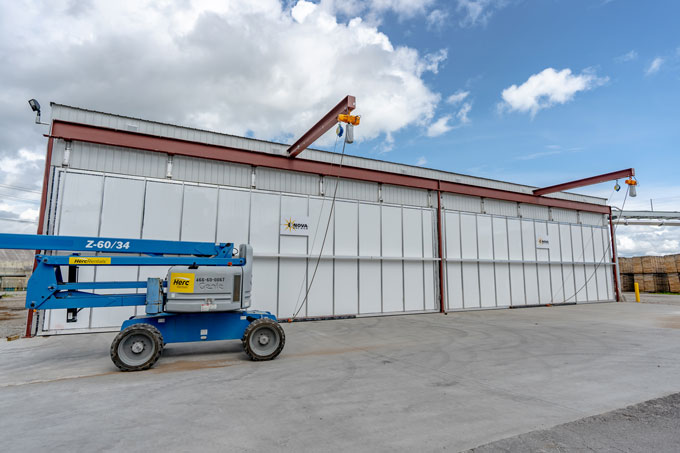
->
left=634, top=282, right=640, bottom=302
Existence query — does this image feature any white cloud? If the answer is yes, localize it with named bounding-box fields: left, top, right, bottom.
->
left=0, top=0, right=450, bottom=232
left=500, top=68, right=608, bottom=116
left=456, top=0, right=506, bottom=27
left=368, top=0, right=436, bottom=17
left=515, top=150, right=562, bottom=160
left=426, top=9, right=449, bottom=31
left=615, top=50, right=638, bottom=62
left=426, top=115, right=454, bottom=137
left=416, top=156, right=428, bottom=166
left=446, top=90, right=469, bottom=104
left=456, top=102, right=472, bottom=124
left=617, top=226, right=680, bottom=257
left=645, top=57, right=664, bottom=75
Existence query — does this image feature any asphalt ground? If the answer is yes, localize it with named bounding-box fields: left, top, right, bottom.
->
left=467, top=392, right=680, bottom=452
left=2, top=301, right=680, bottom=451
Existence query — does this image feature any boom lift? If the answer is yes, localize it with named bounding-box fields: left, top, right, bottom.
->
left=0, top=233, right=285, bottom=371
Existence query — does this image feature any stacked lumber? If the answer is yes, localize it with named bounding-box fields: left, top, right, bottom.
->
left=619, top=253, right=680, bottom=293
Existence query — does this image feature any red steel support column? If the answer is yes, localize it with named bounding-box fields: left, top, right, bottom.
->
left=609, top=207, right=621, bottom=302
left=25, top=136, right=54, bottom=337
left=436, top=184, right=446, bottom=313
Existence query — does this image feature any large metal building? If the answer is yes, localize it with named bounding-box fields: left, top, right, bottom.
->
left=30, top=103, right=617, bottom=335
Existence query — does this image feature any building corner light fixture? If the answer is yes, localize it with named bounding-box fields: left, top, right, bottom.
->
left=28, top=98, right=49, bottom=125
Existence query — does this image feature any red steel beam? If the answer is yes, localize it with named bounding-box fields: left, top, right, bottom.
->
left=49, top=120, right=610, bottom=214
left=533, top=168, right=635, bottom=196
left=287, top=95, right=355, bottom=158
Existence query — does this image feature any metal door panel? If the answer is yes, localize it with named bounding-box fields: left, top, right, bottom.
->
left=334, top=260, right=358, bottom=315
left=359, top=261, right=381, bottom=314
left=249, top=192, right=280, bottom=253
left=382, top=261, right=403, bottom=312
left=404, top=261, right=424, bottom=311
left=278, top=195, right=308, bottom=318
left=180, top=186, right=218, bottom=242
left=216, top=188, right=250, bottom=247
left=142, top=182, right=183, bottom=240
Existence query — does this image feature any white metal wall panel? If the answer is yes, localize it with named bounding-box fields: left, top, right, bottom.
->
left=548, top=222, right=564, bottom=302
left=520, top=203, right=550, bottom=220
left=444, top=211, right=463, bottom=310
left=324, top=177, right=379, bottom=202
left=580, top=212, right=606, bottom=226
left=403, top=208, right=425, bottom=311
left=441, top=208, right=614, bottom=312
left=307, top=197, right=333, bottom=316
left=216, top=189, right=250, bottom=246
left=460, top=213, right=480, bottom=308
left=68, top=142, right=166, bottom=179
left=521, top=220, right=539, bottom=304
left=484, top=199, right=518, bottom=217
left=257, top=168, right=319, bottom=196
left=174, top=156, right=251, bottom=188
left=571, top=225, right=588, bottom=302
left=334, top=201, right=358, bottom=315
left=382, top=185, right=429, bottom=207
left=443, top=194, right=482, bottom=213
left=279, top=195, right=308, bottom=317
left=534, top=221, right=552, bottom=304
left=91, top=177, right=145, bottom=328
left=507, top=219, right=525, bottom=306
left=552, top=208, right=579, bottom=224
left=492, top=217, right=511, bottom=307
left=249, top=192, right=279, bottom=315
left=381, top=206, right=403, bottom=312
left=422, top=211, right=436, bottom=311
left=477, top=216, right=495, bottom=308
left=359, top=203, right=381, bottom=313
left=180, top=186, right=218, bottom=242
left=143, top=182, right=183, bottom=240
left=47, top=172, right=103, bottom=331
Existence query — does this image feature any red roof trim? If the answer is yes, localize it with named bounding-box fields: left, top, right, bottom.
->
left=49, top=120, right=609, bottom=214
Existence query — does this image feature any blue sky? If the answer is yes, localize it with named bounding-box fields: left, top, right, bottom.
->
left=0, top=0, right=677, bottom=255
left=350, top=1, right=679, bottom=194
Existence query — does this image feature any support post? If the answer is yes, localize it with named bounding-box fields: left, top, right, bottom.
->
left=436, top=184, right=446, bottom=313
left=609, top=208, right=621, bottom=302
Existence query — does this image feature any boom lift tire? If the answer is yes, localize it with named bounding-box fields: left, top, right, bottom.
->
left=110, top=323, right=164, bottom=371
left=242, top=318, right=285, bottom=361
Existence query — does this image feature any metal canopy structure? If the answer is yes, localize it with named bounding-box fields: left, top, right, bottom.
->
left=286, top=95, right=356, bottom=158
left=533, top=168, right=635, bottom=196
left=611, top=210, right=680, bottom=226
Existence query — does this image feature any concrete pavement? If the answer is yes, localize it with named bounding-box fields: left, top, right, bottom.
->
left=2, top=302, right=680, bottom=452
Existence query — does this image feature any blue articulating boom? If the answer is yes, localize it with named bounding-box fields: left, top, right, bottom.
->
left=0, top=233, right=285, bottom=371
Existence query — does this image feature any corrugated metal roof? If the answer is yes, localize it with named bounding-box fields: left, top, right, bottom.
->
left=50, top=103, right=607, bottom=206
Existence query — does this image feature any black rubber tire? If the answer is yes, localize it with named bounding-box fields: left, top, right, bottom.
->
left=242, top=318, right=285, bottom=361
left=110, top=324, right=164, bottom=371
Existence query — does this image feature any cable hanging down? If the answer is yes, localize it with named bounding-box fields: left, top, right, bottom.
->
left=291, top=127, right=349, bottom=320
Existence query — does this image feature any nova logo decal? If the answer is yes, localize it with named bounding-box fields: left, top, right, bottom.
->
left=283, top=217, right=309, bottom=232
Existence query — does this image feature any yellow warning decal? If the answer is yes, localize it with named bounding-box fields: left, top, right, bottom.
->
left=68, top=257, right=111, bottom=265
left=169, top=273, right=195, bottom=293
